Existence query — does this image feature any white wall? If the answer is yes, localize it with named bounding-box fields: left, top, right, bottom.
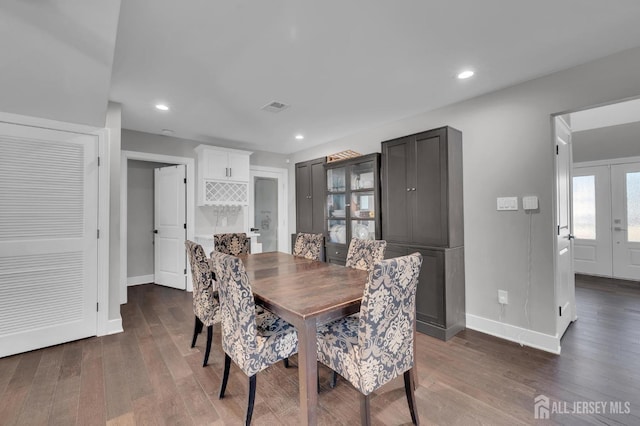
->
left=573, top=121, right=640, bottom=163
left=287, top=47, right=640, bottom=345
left=106, top=102, right=121, bottom=322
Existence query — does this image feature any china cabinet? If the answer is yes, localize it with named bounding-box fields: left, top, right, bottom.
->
left=324, top=153, right=381, bottom=265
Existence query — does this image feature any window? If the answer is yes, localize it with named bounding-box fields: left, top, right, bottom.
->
left=573, top=175, right=596, bottom=240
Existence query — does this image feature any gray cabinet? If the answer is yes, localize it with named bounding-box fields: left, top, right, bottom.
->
left=381, top=126, right=465, bottom=340
left=295, top=157, right=326, bottom=234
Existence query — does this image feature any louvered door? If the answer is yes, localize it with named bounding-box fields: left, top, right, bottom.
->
left=0, top=122, right=99, bottom=358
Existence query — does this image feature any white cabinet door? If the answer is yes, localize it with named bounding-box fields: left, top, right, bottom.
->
left=228, top=152, right=250, bottom=182
left=203, top=149, right=228, bottom=180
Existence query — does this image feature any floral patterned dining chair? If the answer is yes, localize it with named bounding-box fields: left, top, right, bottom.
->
left=292, top=232, right=324, bottom=261
left=212, top=251, right=298, bottom=425
left=213, top=232, right=251, bottom=256
left=316, top=253, right=423, bottom=425
left=185, top=240, right=220, bottom=367
left=345, top=238, right=387, bottom=271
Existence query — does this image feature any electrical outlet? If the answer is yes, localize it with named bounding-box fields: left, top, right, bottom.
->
left=498, top=290, right=508, bottom=305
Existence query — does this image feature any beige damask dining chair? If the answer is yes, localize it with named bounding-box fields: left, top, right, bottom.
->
left=345, top=238, right=387, bottom=271
left=316, top=253, right=423, bottom=425
left=213, top=232, right=251, bottom=256
left=212, top=251, right=298, bottom=425
left=185, top=240, right=220, bottom=367
left=292, top=232, right=324, bottom=261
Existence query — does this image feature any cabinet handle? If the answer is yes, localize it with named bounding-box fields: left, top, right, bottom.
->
left=336, top=251, right=340, bottom=255
left=345, top=203, right=350, bottom=207
left=406, top=188, right=411, bottom=191
left=229, top=168, right=232, bottom=177
left=411, top=187, right=416, bottom=191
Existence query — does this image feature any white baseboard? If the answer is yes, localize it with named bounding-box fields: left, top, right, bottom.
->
left=107, top=318, right=123, bottom=335
left=127, top=274, right=154, bottom=286
left=466, top=313, right=561, bottom=354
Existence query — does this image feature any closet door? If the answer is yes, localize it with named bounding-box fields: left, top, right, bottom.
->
left=0, top=123, right=98, bottom=357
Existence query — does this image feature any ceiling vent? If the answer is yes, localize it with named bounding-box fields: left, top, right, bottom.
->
left=261, top=101, right=290, bottom=113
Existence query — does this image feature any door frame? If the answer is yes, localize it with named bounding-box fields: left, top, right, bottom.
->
left=249, top=166, right=289, bottom=253
left=0, top=111, right=111, bottom=337
left=120, top=151, right=195, bottom=303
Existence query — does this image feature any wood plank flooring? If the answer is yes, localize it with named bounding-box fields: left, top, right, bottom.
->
left=1, top=276, right=639, bottom=425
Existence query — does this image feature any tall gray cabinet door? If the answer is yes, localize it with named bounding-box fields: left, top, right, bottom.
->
left=413, top=129, right=448, bottom=246
left=295, top=163, right=312, bottom=232
left=382, top=137, right=412, bottom=242
left=310, top=160, right=326, bottom=234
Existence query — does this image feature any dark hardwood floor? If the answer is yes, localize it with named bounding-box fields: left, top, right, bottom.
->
left=1, top=276, right=639, bottom=425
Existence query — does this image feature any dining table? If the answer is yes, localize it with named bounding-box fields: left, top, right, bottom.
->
left=238, top=251, right=369, bottom=426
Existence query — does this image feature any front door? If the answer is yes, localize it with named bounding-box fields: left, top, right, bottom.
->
left=572, top=165, right=613, bottom=276
left=611, top=162, right=640, bottom=280
left=154, top=165, right=186, bottom=290
left=554, top=116, right=576, bottom=339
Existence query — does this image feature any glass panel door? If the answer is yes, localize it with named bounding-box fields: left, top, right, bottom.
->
left=254, top=177, right=278, bottom=252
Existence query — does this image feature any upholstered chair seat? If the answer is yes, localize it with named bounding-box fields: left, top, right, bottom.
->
left=212, top=251, right=298, bottom=425
left=293, top=232, right=324, bottom=261
left=185, top=240, right=221, bottom=367
left=316, top=253, right=423, bottom=425
left=213, top=232, right=251, bottom=256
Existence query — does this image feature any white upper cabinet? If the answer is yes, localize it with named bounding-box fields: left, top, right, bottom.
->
left=196, top=145, right=251, bottom=182
left=195, top=145, right=252, bottom=205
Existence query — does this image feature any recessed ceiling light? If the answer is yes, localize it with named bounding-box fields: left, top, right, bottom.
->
left=161, top=129, right=174, bottom=136
left=155, top=104, right=169, bottom=111
left=457, top=70, right=474, bottom=79
left=295, top=134, right=304, bottom=140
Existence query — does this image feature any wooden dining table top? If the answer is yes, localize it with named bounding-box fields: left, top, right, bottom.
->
left=238, top=251, right=370, bottom=322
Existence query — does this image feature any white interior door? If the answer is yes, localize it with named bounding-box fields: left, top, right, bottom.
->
left=572, top=165, right=613, bottom=276
left=154, top=165, right=186, bottom=290
left=554, top=117, right=577, bottom=339
left=611, top=162, right=640, bottom=280
left=0, top=123, right=98, bottom=357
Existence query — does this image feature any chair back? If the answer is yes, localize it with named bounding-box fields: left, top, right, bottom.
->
left=345, top=238, right=387, bottom=271
left=211, top=251, right=260, bottom=375
left=214, top=233, right=251, bottom=256
left=357, top=253, right=422, bottom=394
left=293, top=233, right=324, bottom=260
left=185, top=240, right=219, bottom=325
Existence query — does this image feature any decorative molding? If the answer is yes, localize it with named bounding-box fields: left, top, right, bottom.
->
left=127, top=275, right=154, bottom=286
left=106, top=318, right=123, bottom=335
left=466, top=313, right=561, bottom=354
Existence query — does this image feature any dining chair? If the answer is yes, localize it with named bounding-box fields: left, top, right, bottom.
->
left=213, top=232, right=251, bottom=256
left=316, top=253, right=423, bottom=425
left=345, top=238, right=387, bottom=271
left=322, top=237, right=388, bottom=388
left=185, top=240, right=220, bottom=367
left=212, top=251, right=299, bottom=426
left=292, top=232, right=324, bottom=261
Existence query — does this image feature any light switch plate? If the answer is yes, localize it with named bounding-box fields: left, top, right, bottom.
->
left=497, top=197, right=518, bottom=211
left=523, top=196, right=539, bottom=210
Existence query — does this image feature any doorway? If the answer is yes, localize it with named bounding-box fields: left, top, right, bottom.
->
left=573, top=158, right=640, bottom=280
left=120, top=151, right=195, bottom=304
left=249, top=166, right=289, bottom=253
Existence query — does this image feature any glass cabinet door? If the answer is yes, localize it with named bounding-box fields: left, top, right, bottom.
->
left=327, top=193, right=347, bottom=243
left=350, top=161, right=375, bottom=190
left=351, top=191, right=375, bottom=240
left=327, top=167, right=346, bottom=192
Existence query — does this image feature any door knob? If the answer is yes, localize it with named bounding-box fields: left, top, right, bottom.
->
left=567, top=234, right=575, bottom=240
left=153, top=229, right=158, bottom=234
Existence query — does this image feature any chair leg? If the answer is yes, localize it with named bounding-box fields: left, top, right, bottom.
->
left=330, top=370, right=338, bottom=388
left=360, top=393, right=371, bottom=426
left=404, top=370, right=420, bottom=425
left=246, top=374, right=257, bottom=426
left=283, top=358, right=289, bottom=368
left=191, top=316, right=203, bottom=348
left=203, top=325, right=213, bottom=367
left=219, top=354, right=231, bottom=399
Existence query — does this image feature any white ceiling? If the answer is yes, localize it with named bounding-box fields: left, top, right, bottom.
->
left=3, top=1, right=640, bottom=154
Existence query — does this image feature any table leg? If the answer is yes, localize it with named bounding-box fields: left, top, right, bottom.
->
left=297, top=319, right=318, bottom=425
